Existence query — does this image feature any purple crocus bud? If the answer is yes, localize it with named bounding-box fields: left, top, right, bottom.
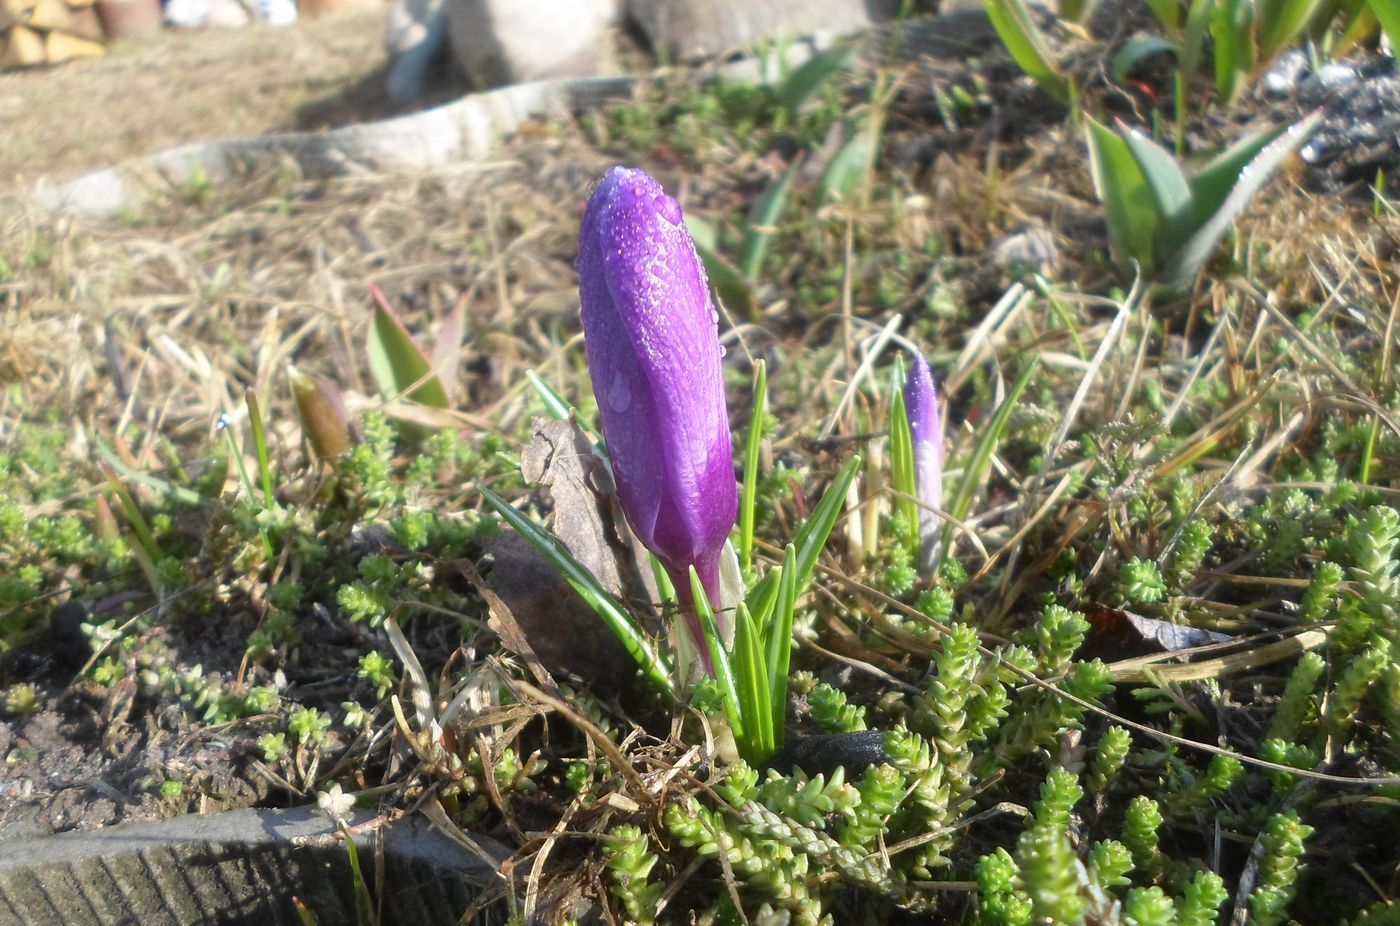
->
left=904, top=352, right=943, bottom=570
left=577, top=167, right=738, bottom=663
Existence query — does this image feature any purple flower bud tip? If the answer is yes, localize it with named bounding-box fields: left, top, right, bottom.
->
left=904, top=352, right=943, bottom=562
left=577, top=167, right=738, bottom=649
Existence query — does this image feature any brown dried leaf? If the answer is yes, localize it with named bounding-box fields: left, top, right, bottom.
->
left=477, top=417, right=660, bottom=688
left=519, top=417, right=657, bottom=609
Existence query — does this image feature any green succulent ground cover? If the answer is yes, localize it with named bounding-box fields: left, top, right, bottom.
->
left=3, top=18, right=1400, bottom=925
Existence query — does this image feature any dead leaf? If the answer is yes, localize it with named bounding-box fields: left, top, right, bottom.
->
left=480, top=531, right=637, bottom=687
left=1086, top=603, right=1232, bottom=658
left=519, top=417, right=657, bottom=609
left=459, top=558, right=561, bottom=697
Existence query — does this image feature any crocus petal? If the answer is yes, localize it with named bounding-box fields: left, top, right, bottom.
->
left=904, top=352, right=943, bottom=568
left=577, top=167, right=738, bottom=625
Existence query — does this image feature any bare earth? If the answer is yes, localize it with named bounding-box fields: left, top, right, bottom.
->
left=0, top=7, right=471, bottom=189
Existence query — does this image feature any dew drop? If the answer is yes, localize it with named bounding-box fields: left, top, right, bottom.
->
left=607, top=370, right=632, bottom=413
left=655, top=194, right=683, bottom=226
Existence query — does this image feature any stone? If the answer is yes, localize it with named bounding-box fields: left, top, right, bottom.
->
left=626, top=0, right=904, bottom=61
left=444, top=0, right=618, bottom=89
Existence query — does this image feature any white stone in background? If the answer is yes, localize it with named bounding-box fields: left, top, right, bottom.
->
left=444, top=0, right=620, bottom=89
left=626, top=0, right=903, bottom=61
left=164, top=0, right=251, bottom=29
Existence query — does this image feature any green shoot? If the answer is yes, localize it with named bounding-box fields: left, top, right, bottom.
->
left=939, top=360, right=1039, bottom=568
left=739, top=360, right=768, bottom=576
left=245, top=388, right=277, bottom=510
left=366, top=285, right=451, bottom=409
left=983, top=0, right=1071, bottom=102
left=1085, top=112, right=1321, bottom=289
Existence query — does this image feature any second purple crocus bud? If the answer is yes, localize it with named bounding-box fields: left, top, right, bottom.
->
left=576, top=166, right=738, bottom=668
left=904, top=352, right=943, bottom=570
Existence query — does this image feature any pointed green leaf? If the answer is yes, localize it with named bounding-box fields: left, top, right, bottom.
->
left=1181, top=0, right=1215, bottom=77
left=733, top=602, right=773, bottom=761
left=1211, top=0, right=1256, bottom=104
left=889, top=368, right=919, bottom=536
left=1373, top=0, right=1400, bottom=47
left=367, top=286, right=450, bottom=409
left=778, top=45, right=854, bottom=116
left=983, top=0, right=1070, bottom=101
left=1258, top=0, right=1325, bottom=57
left=1110, top=36, right=1179, bottom=84
left=1117, top=121, right=1193, bottom=259
left=1145, top=0, right=1181, bottom=31
left=1086, top=116, right=1159, bottom=274
left=1189, top=122, right=1291, bottom=219
left=1059, top=0, right=1101, bottom=24
left=741, top=159, right=801, bottom=281
left=1163, top=111, right=1321, bottom=290
left=819, top=119, right=876, bottom=204
left=686, top=225, right=761, bottom=323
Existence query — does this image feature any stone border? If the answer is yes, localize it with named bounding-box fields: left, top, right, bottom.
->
left=24, top=11, right=998, bottom=218
left=0, top=807, right=511, bottom=925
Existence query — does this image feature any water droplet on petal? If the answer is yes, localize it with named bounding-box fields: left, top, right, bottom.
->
left=607, top=370, right=632, bottom=412
left=655, top=194, right=683, bottom=226
left=718, top=344, right=727, bottom=358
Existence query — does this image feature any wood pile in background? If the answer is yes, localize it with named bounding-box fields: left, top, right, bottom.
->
left=1, top=0, right=105, bottom=69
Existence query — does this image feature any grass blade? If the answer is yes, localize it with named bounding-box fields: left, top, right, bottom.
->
left=733, top=602, right=772, bottom=761
left=1258, top=0, right=1324, bottom=56
left=740, top=159, right=800, bottom=281
left=819, top=118, right=876, bottom=204
left=739, top=361, right=768, bottom=575
left=526, top=370, right=573, bottom=421
left=1110, top=36, right=1180, bottom=84
left=1181, top=0, right=1215, bottom=82
left=1146, top=0, right=1181, bottom=31
left=889, top=369, right=919, bottom=537
left=766, top=543, right=799, bottom=748
left=338, top=825, right=376, bottom=926
left=244, top=388, right=276, bottom=510
left=1373, top=0, right=1400, bottom=45
left=99, top=462, right=161, bottom=563
left=693, top=237, right=761, bottom=322
left=692, top=565, right=743, bottom=743
left=939, top=360, right=1039, bottom=562
left=1058, top=0, right=1101, bottom=23
left=1211, top=0, right=1257, bottom=104
left=480, top=485, right=676, bottom=699
left=747, top=455, right=862, bottom=625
